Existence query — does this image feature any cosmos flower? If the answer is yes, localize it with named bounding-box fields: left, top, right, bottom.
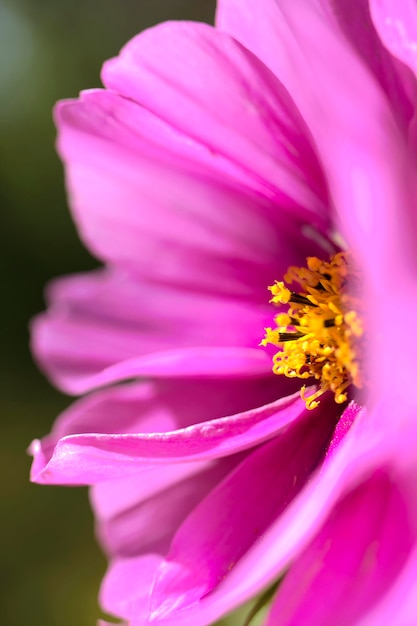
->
left=30, top=0, right=417, bottom=624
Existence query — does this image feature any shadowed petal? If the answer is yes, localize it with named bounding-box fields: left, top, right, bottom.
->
left=93, top=395, right=341, bottom=622
left=116, top=408, right=403, bottom=626
left=358, top=545, right=417, bottom=625
left=370, top=0, right=417, bottom=78
left=322, top=0, right=416, bottom=129
left=91, top=456, right=243, bottom=559
left=149, top=399, right=339, bottom=619
left=266, top=468, right=415, bottom=625
left=31, top=267, right=278, bottom=393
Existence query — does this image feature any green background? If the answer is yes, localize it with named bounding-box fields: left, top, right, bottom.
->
left=1, top=1, right=263, bottom=624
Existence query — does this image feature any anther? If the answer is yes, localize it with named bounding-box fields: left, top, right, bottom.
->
left=262, top=252, right=363, bottom=409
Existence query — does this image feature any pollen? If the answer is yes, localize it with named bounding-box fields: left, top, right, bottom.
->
left=261, top=252, right=363, bottom=410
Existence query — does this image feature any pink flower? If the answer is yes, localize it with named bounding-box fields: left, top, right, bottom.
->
left=29, top=0, right=417, bottom=624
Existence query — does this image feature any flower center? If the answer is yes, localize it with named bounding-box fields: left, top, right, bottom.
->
left=261, top=252, right=363, bottom=410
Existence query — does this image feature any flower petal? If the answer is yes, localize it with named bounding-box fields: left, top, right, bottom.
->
left=99, top=555, right=163, bottom=622
left=101, top=21, right=330, bottom=225
left=149, top=398, right=339, bottom=619
left=91, top=456, right=242, bottom=559
left=29, top=379, right=300, bottom=485
left=216, top=3, right=417, bottom=413
left=55, top=93, right=288, bottom=289
left=370, top=0, right=417, bottom=79
left=32, top=267, right=277, bottom=393
left=324, top=401, right=362, bottom=462
left=358, top=546, right=417, bottom=625
left=56, top=87, right=332, bottom=300
left=216, top=0, right=407, bottom=242
left=266, top=468, right=415, bottom=625
left=326, top=0, right=416, bottom=126
left=118, top=408, right=399, bottom=626
left=216, top=0, right=385, bottom=111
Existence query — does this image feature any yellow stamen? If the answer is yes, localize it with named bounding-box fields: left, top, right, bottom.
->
left=261, top=252, right=363, bottom=410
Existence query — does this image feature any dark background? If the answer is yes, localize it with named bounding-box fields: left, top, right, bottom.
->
left=0, top=1, right=257, bottom=625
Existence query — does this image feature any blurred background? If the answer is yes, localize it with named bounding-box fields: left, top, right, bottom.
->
left=0, top=1, right=261, bottom=624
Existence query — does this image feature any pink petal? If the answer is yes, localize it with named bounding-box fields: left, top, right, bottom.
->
left=370, top=0, right=417, bottom=79
left=266, top=468, right=415, bottom=625
left=350, top=433, right=417, bottom=625
left=102, top=21, right=330, bottom=227
left=119, top=407, right=402, bottom=626
left=369, top=0, right=417, bottom=158
left=216, top=0, right=406, bottom=238
left=91, top=456, right=242, bottom=559
left=29, top=385, right=308, bottom=485
left=99, top=555, right=163, bottom=621
left=319, top=0, right=417, bottom=129
left=358, top=546, right=417, bottom=625
left=55, top=87, right=332, bottom=305
left=149, top=398, right=339, bottom=619
left=216, top=0, right=369, bottom=117
left=32, top=267, right=277, bottom=393
left=56, top=91, right=299, bottom=292
left=38, top=347, right=274, bottom=397
left=216, top=0, right=417, bottom=420
left=324, top=400, right=362, bottom=462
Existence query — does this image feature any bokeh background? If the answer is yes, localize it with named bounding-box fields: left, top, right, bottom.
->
left=1, top=1, right=262, bottom=624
